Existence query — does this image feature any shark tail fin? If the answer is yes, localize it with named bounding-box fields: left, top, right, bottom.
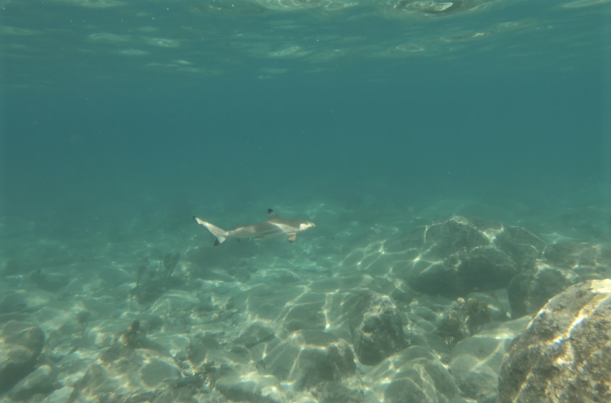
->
left=193, top=216, right=228, bottom=246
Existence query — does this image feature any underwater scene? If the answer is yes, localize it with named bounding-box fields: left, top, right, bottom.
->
left=1, top=0, right=611, bottom=402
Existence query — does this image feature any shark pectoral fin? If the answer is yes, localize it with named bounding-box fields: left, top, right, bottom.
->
left=287, top=233, right=296, bottom=243
left=268, top=209, right=279, bottom=219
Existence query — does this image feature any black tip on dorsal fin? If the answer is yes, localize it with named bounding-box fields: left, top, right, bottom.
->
left=268, top=209, right=273, bottom=214
left=268, top=208, right=279, bottom=219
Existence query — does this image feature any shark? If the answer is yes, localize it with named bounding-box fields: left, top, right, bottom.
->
left=193, top=209, right=315, bottom=246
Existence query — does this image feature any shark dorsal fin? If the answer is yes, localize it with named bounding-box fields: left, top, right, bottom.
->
left=268, top=209, right=279, bottom=220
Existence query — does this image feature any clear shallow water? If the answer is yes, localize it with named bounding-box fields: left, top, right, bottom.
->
left=1, top=0, right=611, bottom=402
left=1, top=0, right=610, bottom=232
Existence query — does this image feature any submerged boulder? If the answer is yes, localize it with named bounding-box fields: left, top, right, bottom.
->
left=262, top=330, right=355, bottom=390
left=498, top=279, right=611, bottom=403
left=216, top=373, right=285, bottom=403
left=493, top=225, right=545, bottom=270
left=507, top=241, right=611, bottom=318
left=403, top=217, right=534, bottom=298
left=455, top=246, right=518, bottom=294
left=507, top=265, right=572, bottom=318
left=0, top=320, right=45, bottom=394
left=366, top=346, right=458, bottom=403
left=449, top=317, right=530, bottom=402
left=8, top=364, right=55, bottom=401
left=353, top=293, right=409, bottom=366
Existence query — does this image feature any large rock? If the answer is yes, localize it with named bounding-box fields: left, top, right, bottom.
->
left=365, top=346, right=458, bottom=403
left=234, top=322, right=275, bottom=349
left=216, top=373, right=285, bottom=403
left=30, top=269, right=70, bottom=292
left=0, top=290, right=53, bottom=316
left=455, top=246, right=518, bottom=294
left=230, top=284, right=306, bottom=322
left=353, top=293, right=409, bottom=366
left=507, top=265, right=572, bottom=318
left=498, top=279, right=611, bottom=403
left=493, top=226, right=545, bottom=270
left=419, top=217, right=491, bottom=261
left=449, top=317, right=530, bottom=402
left=8, top=364, right=55, bottom=401
left=262, top=330, right=355, bottom=390
left=507, top=241, right=611, bottom=318
left=403, top=217, right=533, bottom=298
left=41, top=386, right=75, bottom=403
left=0, top=320, right=45, bottom=393
left=542, top=242, right=609, bottom=271
left=78, top=336, right=183, bottom=402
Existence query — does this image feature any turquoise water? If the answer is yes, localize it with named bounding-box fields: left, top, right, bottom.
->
left=1, top=0, right=611, bottom=402
left=2, top=0, right=609, bottom=231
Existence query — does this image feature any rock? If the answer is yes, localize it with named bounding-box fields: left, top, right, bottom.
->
left=121, top=319, right=147, bottom=349
left=140, top=358, right=181, bottom=388
left=315, top=381, right=364, bottom=403
left=0, top=290, right=53, bottom=317
left=466, top=291, right=509, bottom=322
left=384, top=379, right=430, bottom=403
left=31, top=269, right=70, bottom=292
left=55, top=353, right=89, bottom=387
left=493, top=226, right=545, bottom=270
left=435, top=310, right=468, bottom=348
left=41, top=386, right=74, bottom=403
left=0, top=313, right=29, bottom=324
left=353, top=293, right=408, bottom=366
left=0, top=320, right=45, bottom=393
left=130, top=254, right=183, bottom=304
left=150, top=290, right=201, bottom=317
left=409, top=259, right=459, bottom=298
left=543, top=242, right=597, bottom=269
left=250, top=269, right=300, bottom=286
left=80, top=347, right=181, bottom=401
left=498, top=280, right=611, bottom=403
left=282, top=298, right=327, bottom=333
left=405, top=217, right=527, bottom=297
left=455, top=246, right=518, bottom=293
left=542, top=242, right=611, bottom=282
left=234, top=322, right=275, bottom=349
left=420, top=217, right=490, bottom=261
left=263, top=330, right=355, bottom=390
left=8, top=364, right=55, bottom=401
left=507, top=265, right=573, bottom=318
left=463, top=297, right=491, bottom=334
left=216, top=373, right=285, bottom=403
left=412, top=307, right=437, bottom=323
left=389, top=284, right=414, bottom=306
left=448, top=316, right=529, bottom=402
left=231, top=284, right=304, bottom=322
left=226, top=264, right=252, bottom=282
left=186, top=334, right=224, bottom=366
left=0, top=293, right=28, bottom=315
left=3, top=258, right=24, bottom=275
left=366, top=346, right=458, bottom=403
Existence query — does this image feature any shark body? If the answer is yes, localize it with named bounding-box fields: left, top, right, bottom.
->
left=193, top=209, right=315, bottom=246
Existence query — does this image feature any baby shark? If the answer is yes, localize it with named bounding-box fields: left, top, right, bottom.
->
left=193, top=209, right=315, bottom=246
